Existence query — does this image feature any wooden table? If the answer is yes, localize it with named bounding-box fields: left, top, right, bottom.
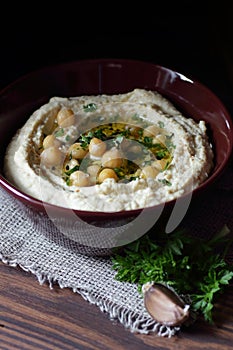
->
left=0, top=261, right=233, bottom=350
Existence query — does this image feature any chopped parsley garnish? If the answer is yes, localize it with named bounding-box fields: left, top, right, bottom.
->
left=131, top=113, right=141, bottom=121
left=114, top=167, right=125, bottom=178
left=156, top=149, right=168, bottom=159
left=143, top=136, right=154, bottom=147
left=66, top=178, right=71, bottom=186
left=114, top=135, right=124, bottom=147
left=165, top=133, right=176, bottom=150
left=83, top=103, right=97, bottom=112
left=158, top=121, right=165, bottom=128
left=120, top=128, right=131, bottom=137
left=79, top=133, right=93, bottom=148
left=93, top=128, right=106, bottom=140
left=54, top=128, right=64, bottom=137
left=59, top=120, right=174, bottom=185
left=158, top=178, right=172, bottom=186
left=64, top=165, right=79, bottom=175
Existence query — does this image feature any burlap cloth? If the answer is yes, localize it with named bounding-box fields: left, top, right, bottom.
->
left=0, top=165, right=233, bottom=338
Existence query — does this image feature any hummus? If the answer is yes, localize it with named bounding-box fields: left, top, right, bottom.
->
left=4, top=88, right=214, bottom=212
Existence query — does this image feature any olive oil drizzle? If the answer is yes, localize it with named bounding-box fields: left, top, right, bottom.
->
left=63, top=122, right=173, bottom=184
left=40, top=111, right=174, bottom=186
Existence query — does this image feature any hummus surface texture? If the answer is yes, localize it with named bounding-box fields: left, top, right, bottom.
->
left=4, top=89, right=214, bottom=212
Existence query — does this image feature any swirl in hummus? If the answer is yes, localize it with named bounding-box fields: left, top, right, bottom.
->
left=4, top=89, right=214, bottom=212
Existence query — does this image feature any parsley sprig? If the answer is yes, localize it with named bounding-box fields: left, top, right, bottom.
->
left=111, top=226, right=233, bottom=324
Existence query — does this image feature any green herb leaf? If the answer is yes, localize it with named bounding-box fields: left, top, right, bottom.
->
left=158, top=178, right=172, bottom=186
left=158, top=121, right=165, bottom=128
left=111, top=226, right=233, bottom=324
left=54, top=128, right=64, bottom=137
left=83, top=103, right=97, bottom=112
left=64, top=165, right=79, bottom=175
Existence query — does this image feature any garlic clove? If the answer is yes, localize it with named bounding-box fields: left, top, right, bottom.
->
left=142, top=282, right=190, bottom=326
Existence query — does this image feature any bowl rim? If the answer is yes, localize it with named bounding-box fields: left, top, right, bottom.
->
left=1, top=58, right=233, bottom=218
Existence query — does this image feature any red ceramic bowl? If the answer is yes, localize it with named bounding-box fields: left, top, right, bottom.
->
left=0, top=59, right=233, bottom=254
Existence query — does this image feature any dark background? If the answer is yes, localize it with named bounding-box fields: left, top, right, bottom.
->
left=1, top=2, right=233, bottom=115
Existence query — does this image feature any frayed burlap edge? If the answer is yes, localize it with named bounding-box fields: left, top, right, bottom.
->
left=0, top=252, right=179, bottom=338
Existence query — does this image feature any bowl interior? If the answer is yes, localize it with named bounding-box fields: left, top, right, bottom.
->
left=0, top=58, right=233, bottom=219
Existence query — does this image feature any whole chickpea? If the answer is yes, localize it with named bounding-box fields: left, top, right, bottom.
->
left=141, top=165, right=159, bottom=179
left=143, top=125, right=160, bottom=137
left=124, top=143, right=142, bottom=161
left=40, top=147, right=64, bottom=167
left=70, top=170, right=90, bottom=187
left=43, top=134, right=61, bottom=149
left=68, top=143, right=88, bottom=159
left=86, top=164, right=101, bottom=184
left=126, top=144, right=142, bottom=155
left=98, top=168, right=118, bottom=183
left=119, top=137, right=131, bottom=151
left=89, top=137, right=107, bottom=157
left=101, top=147, right=123, bottom=168
left=57, top=108, right=75, bottom=127
left=152, top=159, right=168, bottom=171
left=87, top=164, right=101, bottom=177
left=154, top=134, right=166, bottom=145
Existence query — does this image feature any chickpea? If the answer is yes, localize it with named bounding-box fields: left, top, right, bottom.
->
left=154, top=134, right=166, bottom=145
left=119, top=137, right=131, bottom=151
left=124, top=144, right=142, bottom=161
left=68, top=143, right=88, bottom=159
left=152, top=159, right=168, bottom=171
left=57, top=108, right=75, bottom=127
left=98, top=168, right=118, bottom=183
left=87, top=164, right=101, bottom=184
left=43, top=134, right=61, bottom=149
left=87, top=164, right=101, bottom=177
left=64, top=158, right=79, bottom=171
left=124, top=145, right=144, bottom=161
left=141, top=165, right=159, bottom=179
left=143, top=125, right=160, bottom=137
left=89, top=137, right=107, bottom=157
left=70, top=170, right=90, bottom=187
left=101, top=147, right=123, bottom=168
left=40, top=147, right=64, bottom=167
left=127, top=144, right=142, bottom=154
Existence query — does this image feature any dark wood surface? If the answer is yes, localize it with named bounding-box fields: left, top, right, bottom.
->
left=0, top=261, right=233, bottom=350
left=1, top=3, right=233, bottom=349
